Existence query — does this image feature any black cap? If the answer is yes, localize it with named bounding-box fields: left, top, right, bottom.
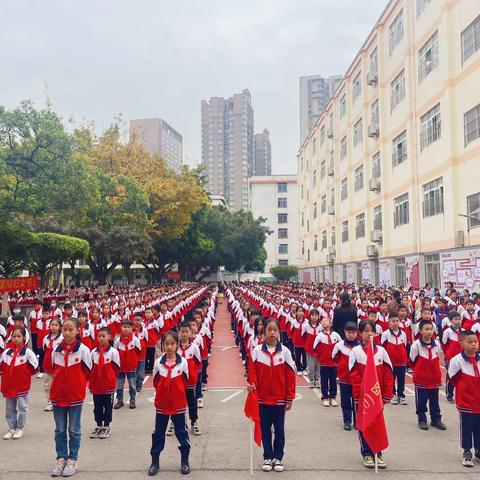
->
left=345, top=322, right=358, bottom=331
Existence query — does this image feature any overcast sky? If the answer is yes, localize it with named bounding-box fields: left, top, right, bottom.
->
left=1, top=0, right=387, bottom=174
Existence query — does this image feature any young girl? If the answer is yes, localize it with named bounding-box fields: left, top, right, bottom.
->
left=291, top=306, right=307, bottom=375
left=50, top=318, right=92, bottom=477
left=42, top=318, right=63, bottom=411
left=349, top=320, right=393, bottom=469
left=149, top=331, right=190, bottom=476
left=89, top=327, right=120, bottom=439
left=0, top=328, right=38, bottom=440
left=248, top=318, right=296, bottom=473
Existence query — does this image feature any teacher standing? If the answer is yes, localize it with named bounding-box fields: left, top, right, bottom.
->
left=332, top=293, right=358, bottom=338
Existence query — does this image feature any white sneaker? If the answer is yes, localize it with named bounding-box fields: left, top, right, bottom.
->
left=202, top=384, right=208, bottom=392
left=166, top=422, right=175, bottom=436
left=308, top=380, right=315, bottom=389
left=3, top=429, right=15, bottom=440
left=37, top=372, right=44, bottom=379
left=62, top=460, right=77, bottom=477
left=314, top=380, right=321, bottom=388
left=12, top=429, right=23, bottom=439
left=302, top=371, right=308, bottom=376
left=330, top=398, right=338, bottom=407
left=322, top=399, right=330, bottom=407
left=192, top=422, right=201, bottom=436
left=296, top=371, right=303, bottom=376
left=51, top=459, right=66, bottom=477
left=197, top=398, right=204, bottom=408
left=44, top=403, right=54, bottom=412
left=262, top=459, right=273, bottom=472
left=273, top=459, right=285, bottom=472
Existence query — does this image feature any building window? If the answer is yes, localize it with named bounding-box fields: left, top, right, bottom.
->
left=464, top=103, right=480, bottom=146
left=373, top=205, right=382, bottom=231
left=352, top=71, right=362, bottom=102
left=341, top=220, right=349, bottom=242
left=355, top=213, right=365, bottom=238
left=389, top=9, right=404, bottom=55
left=419, top=31, right=439, bottom=82
left=322, top=230, right=327, bottom=250
left=277, top=182, right=287, bottom=193
left=394, top=193, right=409, bottom=227
left=417, top=0, right=430, bottom=17
left=278, top=213, right=288, bottom=223
left=321, top=195, right=326, bottom=214
left=278, top=244, right=288, bottom=254
left=354, top=166, right=364, bottom=192
left=390, top=70, right=405, bottom=112
left=371, top=100, right=379, bottom=127
left=301, top=212, right=304, bottom=227
left=278, top=228, right=288, bottom=239
left=320, top=160, right=326, bottom=179
left=340, top=136, right=347, bottom=160
left=320, top=126, right=325, bottom=146
left=425, top=253, right=440, bottom=287
left=313, top=202, right=318, bottom=219
left=353, top=118, right=363, bottom=147
left=395, top=257, right=406, bottom=287
left=301, top=241, right=304, bottom=256
left=330, top=188, right=335, bottom=209
left=372, top=152, right=381, bottom=179
left=467, top=193, right=480, bottom=229
left=278, top=260, right=289, bottom=266
left=312, top=138, right=317, bottom=155
left=462, top=15, right=480, bottom=64
left=278, top=197, right=288, bottom=208
left=392, top=130, right=407, bottom=167
left=341, top=177, right=348, bottom=201
left=313, top=170, right=317, bottom=185
left=423, top=177, right=444, bottom=217
left=331, top=227, right=336, bottom=246
left=420, top=103, right=441, bottom=150
left=369, top=48, right=378, bottom=77
left=340, top=95, right=347, bottom=118
left=314, top=235, right=318, bottom=251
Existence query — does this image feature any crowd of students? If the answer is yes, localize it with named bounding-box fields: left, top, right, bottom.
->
left=0, top=283, right=218, bottom=477
left=227, top=281, right=480, bottom=470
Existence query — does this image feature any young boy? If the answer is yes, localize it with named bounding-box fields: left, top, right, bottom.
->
left=376, top=302, right=389, bottom=332
left=442, top=312, right=463, bottom=403
left=114, top=321, right=141, bottom=410
left=448, top=331, right=480, bottom=467
left=89, top=327, right=120, bottom=439
left=133, top=314, right=148, bottom=393
left=332, top=322, right=359, bottom=430
left=409, top=320, right=446, bottom=431
left=302, top=309, right=322, bottom=388
left=381, top=315, right=408, bottom=405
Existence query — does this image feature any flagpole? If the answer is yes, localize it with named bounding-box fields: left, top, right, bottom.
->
left=250, top=420, right=254, bottom=475
left=374, top=454, right=378, bottom=474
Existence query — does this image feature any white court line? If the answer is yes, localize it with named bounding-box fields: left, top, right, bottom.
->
left=143, top=375, right=150, bottom=385
left=220, top=389, right=244, bottom=403
left=221, top=347, right=232, bottom=351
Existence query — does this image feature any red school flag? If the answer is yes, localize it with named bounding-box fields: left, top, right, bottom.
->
left=244, top=390, right=262, bottom=447
left=356, top=339, right=389, bottom=455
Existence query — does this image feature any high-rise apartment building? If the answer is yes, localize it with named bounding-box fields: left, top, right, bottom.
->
left=201, top=89, right=254, bottom=210
left=130, top=118, right=183, bottom=172
left=299, top=75, right=342, bottom=143
left=297, top=0, right=480, bottom=289
left=254, top=129, right=272, bottom=176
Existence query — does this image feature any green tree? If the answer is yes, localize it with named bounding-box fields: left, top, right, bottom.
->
left=270, top=265, right=299, bottom=281
left=0, top=224, right=35, bottom=277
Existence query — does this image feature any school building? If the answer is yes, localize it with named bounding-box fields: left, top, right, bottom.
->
left=297, top=0, right=480, bottom=290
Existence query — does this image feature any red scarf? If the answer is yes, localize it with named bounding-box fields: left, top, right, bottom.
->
left=98, top=345, right=107, bottom=367
left=7, top=345, right=23, bottom=383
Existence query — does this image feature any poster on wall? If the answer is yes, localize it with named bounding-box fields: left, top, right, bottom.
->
left=440, top=248, right=480, bottom=290
left=361, top=261, right=370, bottom=282
left=346, top=264, right=354, bottom=284
left=302, top=271, right=311, bottom=282
left=333, top=265, right=342, bottom=283
left=405, top=255, right=420, bottom=290
left=379, top=260, right=392, bottom=286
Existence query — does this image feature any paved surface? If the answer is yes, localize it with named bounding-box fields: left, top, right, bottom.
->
left=1, top=302, right=480, bottom=479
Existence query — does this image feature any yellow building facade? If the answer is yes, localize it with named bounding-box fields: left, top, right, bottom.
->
left=298, top=0, right=480, bottom=290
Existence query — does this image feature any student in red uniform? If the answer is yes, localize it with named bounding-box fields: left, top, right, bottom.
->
left=409, top=319, right=446, bottom=431
left=448, top=331, right=480, bottom=467
left=133, top=314, right=148, bottom=393
left=29, top=300, right=43, bottom=358
left=443, top=312, right=463, bottom=403
left=177, top=321, right=202, bottom=436
left=1, top=328, right=38, bottom=440
left=248, top=318, right=296, bottom=473
left=88, top=307, right=104, bottom=349
left=42, top=318, right=63, bottom=412
left=144, top=307, right=159, bottom=375
left=381, top=315, right=408, bottom=405
left=314, top=316, right=342, bottom=407
left=291, top=306, right=307, bottom=375
left=36, top=307, right=51, bottom=378
left=303, top=309, right=322, bottom=388
left=332, top=322, right=359, bottom=430
left=89, top=327, right=120, bottom=440
left=114, top=320, right=141, bottom=410
left=148, top=331, right=191, bottom=476
left=349, top=320, right=393, bottom=469
left=77, top=311, right=93, bottom=350
left=50, top=318, right=92, bottom=477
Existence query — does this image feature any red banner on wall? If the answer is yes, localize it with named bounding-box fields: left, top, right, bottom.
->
left=0, top=276, right=39, bottom=292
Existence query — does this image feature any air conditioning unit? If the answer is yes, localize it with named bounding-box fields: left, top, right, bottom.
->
left=327, top=128, right=334, bottom=139
left=367, top=71, right=378, bottom=86
left=370, top=230, right=383, bottom=244
left=456, top=230, right=465, bottom=248
left=326, top=253, right=335, bottom=264
left=368, top=177, right=381, bottom=193
left=366, top=245, right=378, bottom=258
left=328, top=206, right=335, bottom=216
left=328, top=246, right=336, bottom=255
left=368, top=124, right=379, bottom=139
left=327, top=166, right=334, bottom=177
